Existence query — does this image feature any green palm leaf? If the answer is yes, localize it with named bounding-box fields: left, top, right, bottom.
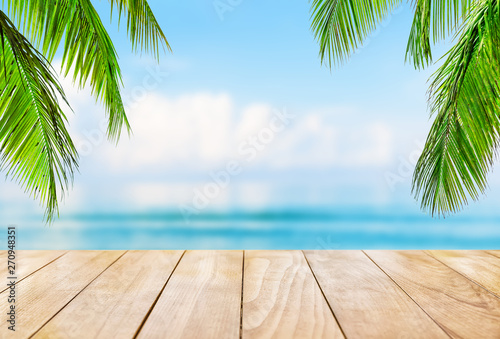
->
left=406, top=0, right=473, bottom=68
left=310, top=0, right=403, bottom=67
left=108, top=0, right=171, bottom=60
left=1, top=0, right=169, bottom=221
left=8, top=0, right=130, bottom=141
left=6, top=0, right=170, bottom=141
left=413, top=0, right=500, bottom=216
left=0, top=10, right=78, bottom=222
left=311, top=0, right=500, bottom=216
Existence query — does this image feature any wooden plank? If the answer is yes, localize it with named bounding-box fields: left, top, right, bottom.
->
left=0, top=250, right=67, bottom=293
left=304, top=250, right=448, bottom=338
left=487, top=250, right=500, bottom=259
left=0, top=250, right=125, bottom=338
left=137, top=250, right=243, bottom=339
left=366, top=250, right=500, bottom=338
left=427, top=250, right=500, bottom=297
left=242, top=250, right=343, bottom=339
left=33, top=251, right=184, bottom=339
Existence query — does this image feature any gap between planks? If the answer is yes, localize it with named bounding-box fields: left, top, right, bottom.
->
left=6, top=250, right=499, bottom=339
left=302, top=250, right=347, bottom=338
left=365, top=250, right=500, bottom=338
left=239, top=250, right=245, bottom=339
left=29, top=251, right=129, bottom=338
left=361, top=250, right=452, bottom=338
left=0, top=250, right=68, bottom=293
left=132, top=250, right=186, bottom=338
left=424, top=250, right=500, bottom=300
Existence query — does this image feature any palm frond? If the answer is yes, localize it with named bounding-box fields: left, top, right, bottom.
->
left=406, top=0, right=473, bottom=68
left=63, top=0, right=130, bottom=141
left=310, top=0, right=403, bottom=68
left=412, top=0, right=500, bottom=216
left=6, top=0, right=147, bottom=141
left=108, top=0, right=171, bottom=60
left=0, top=10, right=78, bottom=222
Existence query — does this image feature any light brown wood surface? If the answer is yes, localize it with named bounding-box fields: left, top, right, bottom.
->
left=32, top=251, right=184, bottom=339
left=242, top=250, right=343, bottom=339
left=0, top=250, right=67, bottom=293
left=488, top=250, right=500, bottom=259
left=366, top=250, right=500, bottom=338
left=137, top=250, right=243, bottom=339
left=1, top=250, right=498, bottom=339
left=304, top=250, right=448, bottom=339
left=0, top=250, right=125, bottom=338
left=426, top=250, right=500, bottom=297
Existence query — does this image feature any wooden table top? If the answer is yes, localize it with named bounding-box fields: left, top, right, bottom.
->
left=1, top=250, right=499, bottom=338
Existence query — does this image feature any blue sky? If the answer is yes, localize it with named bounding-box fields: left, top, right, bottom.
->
left=2, top=0, right=500, bottom=227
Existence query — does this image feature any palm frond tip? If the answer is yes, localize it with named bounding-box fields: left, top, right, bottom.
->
left=0, top=10, right=78, bottom=222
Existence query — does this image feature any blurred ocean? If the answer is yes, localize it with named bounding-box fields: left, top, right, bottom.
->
left=9, top=208, right=500, bottom=250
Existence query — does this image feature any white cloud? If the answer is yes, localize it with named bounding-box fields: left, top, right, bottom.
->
left=93, top=92, right=233, bottom=170
left=65, top=91, right=395, bottom=173
left=234, top=103, right=275, bottom=144
left=266, top=113, right=393, bottom=169
left=50, top=57, right=396, bottom=174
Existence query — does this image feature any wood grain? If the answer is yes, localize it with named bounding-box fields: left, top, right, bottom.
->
left=32, top=251, right=183, bottom=339
left=0, top=250, right=124, bottom=338
left=242, top=250, right=343, bottom=339
left=0, top=250, right=67, bottom=293
left=2, top=250, right=497, bottom=338
left=366, top=250, right=500, bottom=338
left=427, top=250, right=500, bottom=297
left=304, top=250, right=448, bottom=338
left=487, top=250, right=500, bottom=259
left=137, top=250, right=243, bottom=339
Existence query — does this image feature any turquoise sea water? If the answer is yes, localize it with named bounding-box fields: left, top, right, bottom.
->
left=10, top=209, right=500, bottom=249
